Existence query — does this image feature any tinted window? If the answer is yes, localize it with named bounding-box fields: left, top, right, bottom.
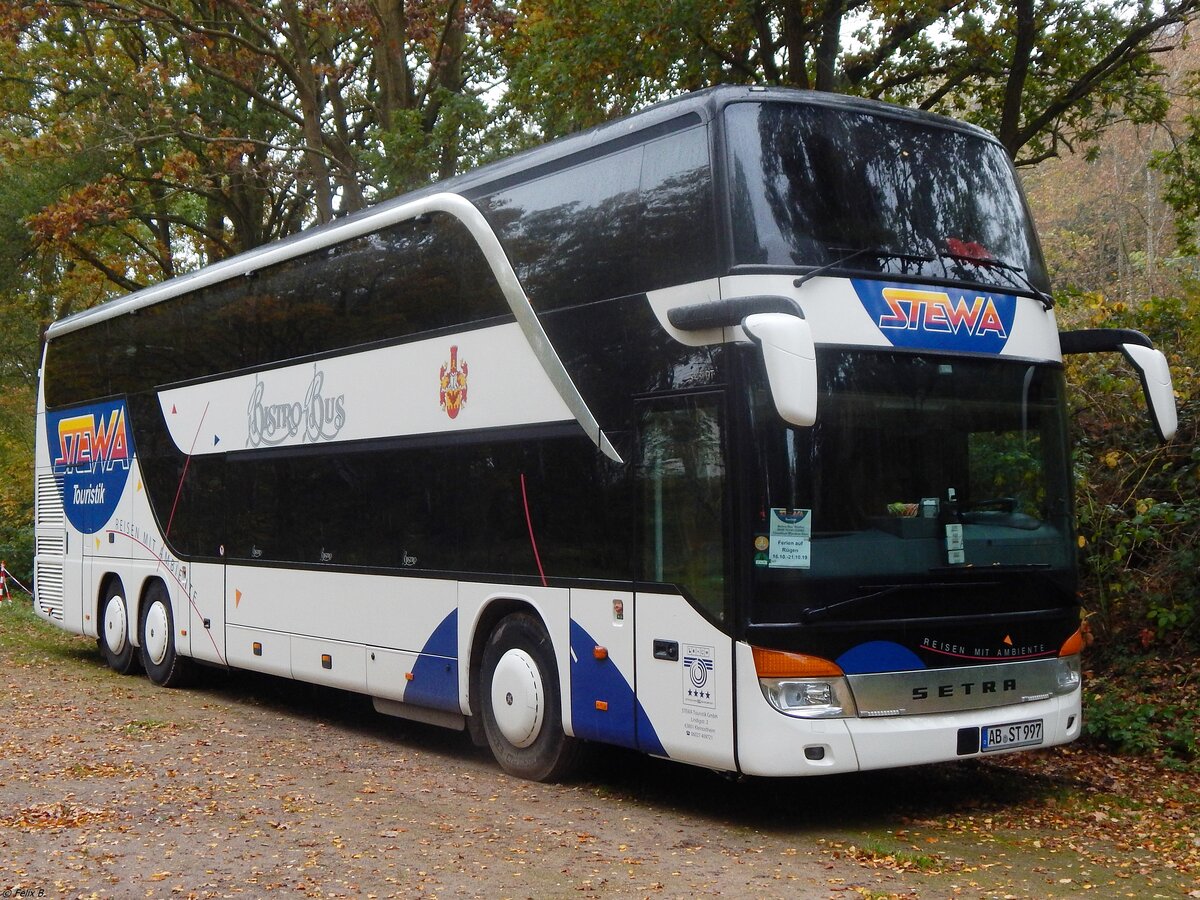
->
left=744, top=350, right=1074, bottom=622
left=44, top=213, right=510, bottom=407
left=726, top=102, right=1049, bottom=292
left=480, top=126, right=718, bottom=311
left=637, top=397, right=727, bottom=621
left=139, top=427, right=630, bottom=578
left=640, top=129, right=718, bottom=291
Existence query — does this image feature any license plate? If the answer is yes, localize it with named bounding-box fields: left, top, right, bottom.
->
left=981, top=718, right=1043, bottom=752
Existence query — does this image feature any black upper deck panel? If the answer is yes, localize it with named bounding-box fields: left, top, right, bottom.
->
left=46, top=86, right=1018, bottom=341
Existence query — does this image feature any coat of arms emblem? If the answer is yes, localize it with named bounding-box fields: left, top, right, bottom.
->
left=439, top=345, right=468, bottom=419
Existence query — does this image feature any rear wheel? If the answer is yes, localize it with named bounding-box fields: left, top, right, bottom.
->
left=98, top=578, right=139, bottom=675
left=138, top=581, right=194, bottom=687
left=480, top=612, right=580, bottom=782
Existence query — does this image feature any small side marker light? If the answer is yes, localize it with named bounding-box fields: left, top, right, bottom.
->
left=593, top=646, right=608, bottom=660
left=321, top=654, right=332, bottom=670
left=405, top=672, right=414, bottom=681
left=252, top=642, right=262, bottom=657
left=595, top=700, right=608, bottom=711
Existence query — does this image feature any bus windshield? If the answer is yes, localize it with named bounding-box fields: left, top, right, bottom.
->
left=725, top=101, right=1050, bottom=293
left=745, top=351, right=1075, bottom=622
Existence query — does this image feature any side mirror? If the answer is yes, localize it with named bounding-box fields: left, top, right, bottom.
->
left=742, top=312, right=818, bottom=427
left=1120, top=343, right=1177, bottom=442
left=1060, top=328, right=1177, bottom=442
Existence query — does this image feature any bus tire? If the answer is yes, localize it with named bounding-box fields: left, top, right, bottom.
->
left=480, top=612, right=579, bottom=782
left=98, top=578, right=139, bottom=675
left=138, top=581, right=194, bottom=688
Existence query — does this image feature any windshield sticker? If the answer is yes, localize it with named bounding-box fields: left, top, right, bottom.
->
left=768, top=508, right=811, bottom=569
left=852, top=280, right=1017, bottom=354
left=753, top=534, right=770, bottom=568
left=46, top=399, right=134, bottom=534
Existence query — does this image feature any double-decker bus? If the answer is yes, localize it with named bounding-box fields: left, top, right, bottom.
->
left=33, top=86, right=1176, bottom=781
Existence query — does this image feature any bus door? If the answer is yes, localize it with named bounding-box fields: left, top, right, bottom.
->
left=633, top=394, right=737, bottom=771
left=187, top=560, right=226, bottom=667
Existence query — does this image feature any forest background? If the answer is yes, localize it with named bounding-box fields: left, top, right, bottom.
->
left=0, top=0, right=1197, bottom=767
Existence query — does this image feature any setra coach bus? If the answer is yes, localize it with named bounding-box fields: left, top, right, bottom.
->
left=33, top=86, right=1177, bottom=781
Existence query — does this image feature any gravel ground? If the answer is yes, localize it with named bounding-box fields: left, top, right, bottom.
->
left=2, top=602, right=1196, bottom=899
left=0, top=605, right=872, bottom=898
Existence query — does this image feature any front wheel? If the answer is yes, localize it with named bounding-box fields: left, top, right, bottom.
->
left=480, top=613, right=580, bottom=782
left=98, top=578, right=139, bottom=675
left=138, top=582, right=194, bottom=688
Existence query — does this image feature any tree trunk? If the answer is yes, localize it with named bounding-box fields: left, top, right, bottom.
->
left=999, top=0, right=1038, bottom=158
left=282, top=1, right=336, bottom=223
left=373, top=0, right=413, bottom=128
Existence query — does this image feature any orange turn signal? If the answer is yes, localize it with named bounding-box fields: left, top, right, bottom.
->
left=1059, top=629, right=1084, bottom=657
left=751, top=646, right=843, bottom=678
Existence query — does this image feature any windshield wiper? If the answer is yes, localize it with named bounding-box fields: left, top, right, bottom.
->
left=799, top=585, right=910, bottom=621
left=794, top=246, right=935, bottom=289
left=800, top=569, right=1059, bottom=621
left=938, top=247, right=1054, bottom=310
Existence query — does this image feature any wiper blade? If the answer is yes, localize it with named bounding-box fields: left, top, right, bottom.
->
left=800, top=585, right=903, bottom=621
left=794, top=246, right=935, bottom=289
left=938, top=246, right=1054, bottom=310
left=929, top=563, right=1052, bottom=571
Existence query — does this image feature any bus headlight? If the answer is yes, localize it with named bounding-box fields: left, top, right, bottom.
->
left=1055, top=631, right=1083, bottom=694
left=1054, top=654, right=1081, bottom=694
left=759, top=676, right=857, bottom=718
left=751, top=646, right=857, bottom=718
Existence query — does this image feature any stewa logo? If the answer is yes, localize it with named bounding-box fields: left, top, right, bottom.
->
left=46, top=400, right=134, bottom=535
left=853, top=280, right=1018, bottom=355
left=247, top=366, right=346, bottom=448
left=54, top=408, right=129, bottom=471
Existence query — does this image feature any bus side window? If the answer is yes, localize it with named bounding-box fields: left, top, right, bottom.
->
left=637, top=399, right=727, bottom=622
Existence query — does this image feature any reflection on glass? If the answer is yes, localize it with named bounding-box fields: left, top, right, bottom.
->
left=746, top=351, right=1074, bottom=614
left=726, top=102, right=1049, bottom=293
left=638, top=400, right=726, bottom=620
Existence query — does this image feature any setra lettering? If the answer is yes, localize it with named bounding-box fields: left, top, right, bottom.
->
left=912, top=678, right=1018, bottom=701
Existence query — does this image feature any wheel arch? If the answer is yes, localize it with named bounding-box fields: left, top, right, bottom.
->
left=470, top=597, right=582, bottom=781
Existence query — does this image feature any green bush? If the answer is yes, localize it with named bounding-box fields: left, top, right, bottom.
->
left=1063, top=289, right=1199, bottom=659
left=1083, top=673, right=1200, bottom=769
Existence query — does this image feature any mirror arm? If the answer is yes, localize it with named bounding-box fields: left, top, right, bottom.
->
left=1059, top=328, right=1152, bottom=354
left=1059, top=328, right=1177, bottom=443
left=668, top=295, right=803, bottom=331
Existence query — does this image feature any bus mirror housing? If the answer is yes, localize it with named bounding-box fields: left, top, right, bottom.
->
left=1060, top=328, right=1177, bottom=442
left=742, top=313, right=818, bottom=427
left=1121, top=343, right=1177, bottom=442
